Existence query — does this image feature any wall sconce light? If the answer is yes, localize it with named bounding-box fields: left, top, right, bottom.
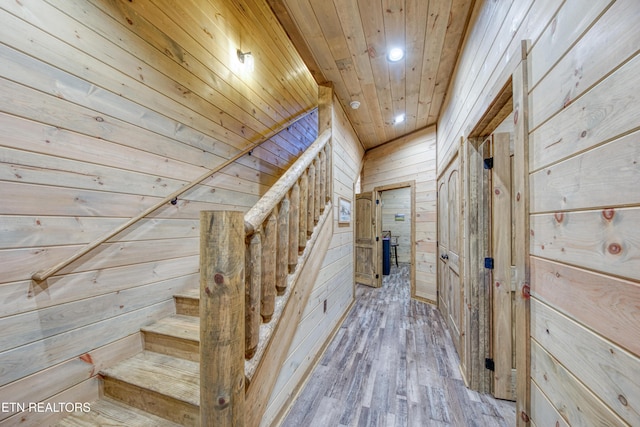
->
left=237, top=49, right=254, bottom=72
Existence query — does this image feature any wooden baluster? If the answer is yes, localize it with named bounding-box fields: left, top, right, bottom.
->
left=245, top=232, right=261, bottom=359
left=298, top=171, right=308, bottom=252
left=276, top=196, right=289, bottom=295
left=324, top=144, right=332, bottom=203
left=200, top=211, right=245, bottom=427
left=288, top=184, right=300, bottom=273
left=314, top=156, right=321, bottom=223
left=319, top=150, right=326, bottom=214
left=307, top=163, right=315, bottom=237
left=261, top=211, right=277, bottom=322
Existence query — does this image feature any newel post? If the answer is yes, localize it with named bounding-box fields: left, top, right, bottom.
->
left=200, top=211, right=245, bottom=427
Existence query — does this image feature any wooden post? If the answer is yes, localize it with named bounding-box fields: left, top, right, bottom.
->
left=200, top=211, right=245, bottom=427
left=245, top=232, right=261, bottom=359
left=289, top=184, right=299, bottom=273
left=307, top=163, right=315, bottom=237
left=276, top=197, right=290, bottom=295
left=261, top=211, right=277, bottom=322
left=299, top=172, right=308, bottom=252
left=319, top=84, right=333, bottom=204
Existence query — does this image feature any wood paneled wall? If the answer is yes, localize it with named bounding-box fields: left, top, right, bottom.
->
left=0, top=0, right=319, bottom=422
left=263, top=95, right=364, bottom=426
left=437, top=0, right=640, bottom=424
left=361, top=127, right=437, bottom=302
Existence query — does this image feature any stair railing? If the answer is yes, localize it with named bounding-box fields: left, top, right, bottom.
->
left=31, top=108, right=317, bottom=283
left=200, top=127, right=333, bottom=426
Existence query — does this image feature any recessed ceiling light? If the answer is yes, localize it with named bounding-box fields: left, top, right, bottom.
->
left=394, top=113, right=405, bottom=124
left=388, top=47, right=404, bottom=62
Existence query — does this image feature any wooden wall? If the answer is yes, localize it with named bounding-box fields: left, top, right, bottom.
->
left=0, top=0, right=319, bottom=422
left=437, top=0, right=640, bottom=424
left=263, top=95, right=364, bottom=426
left=380, top=187, right=411, bottom=264
left=361, top=127, right=437, bottom=302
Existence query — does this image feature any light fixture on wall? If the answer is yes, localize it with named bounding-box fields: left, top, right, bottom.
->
left=237, top=49, right=254, bottom=72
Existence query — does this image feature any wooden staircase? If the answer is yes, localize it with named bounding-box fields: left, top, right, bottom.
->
left=56, top=95, right=334, bottom=426
left=57, top=290, right=201, bottom=426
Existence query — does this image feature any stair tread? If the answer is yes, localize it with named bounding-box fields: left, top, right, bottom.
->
left=141, top=314, right=200, bottom=342
left=101, top=351, right=199, bottom=405
left=174, top=288, right=199, bottom=299
left=55, top=398, right=182, bottom=426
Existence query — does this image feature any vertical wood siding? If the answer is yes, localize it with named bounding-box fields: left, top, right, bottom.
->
left=0, top=0, right=320, bottom=420
left=361, top=127, right=437, bottom=302
left=263, top=97, right=364, bottom=426
left=438, top=0, right=640, bottom=424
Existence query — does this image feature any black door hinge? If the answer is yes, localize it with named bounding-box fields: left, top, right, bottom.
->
left=376, top=236, right=379, bottom=242
left=485, top=358, right=495, bottom=371
left=484, top=257, right=494, bottom=269
left=375, top=274, right=379, bottom=279
left=484, top=157, right=494, bottom=170
left=376, top=199, right=380, bottom=205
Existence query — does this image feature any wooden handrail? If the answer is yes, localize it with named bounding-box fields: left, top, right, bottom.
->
left=31, top=108, right=318, bottom=282
left=200, top=101, right=333, bottom=426
left=244, top=128, right=330, bottom=236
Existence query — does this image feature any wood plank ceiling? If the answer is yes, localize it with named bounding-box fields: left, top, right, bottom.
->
left=267, top=0, right=475, bottom=150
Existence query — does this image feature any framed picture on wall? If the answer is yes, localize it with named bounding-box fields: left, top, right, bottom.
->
left=338, top=197, right=351, bottom=225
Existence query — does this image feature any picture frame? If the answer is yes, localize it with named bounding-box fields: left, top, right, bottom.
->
left=338, top=197, right=351, bottom=225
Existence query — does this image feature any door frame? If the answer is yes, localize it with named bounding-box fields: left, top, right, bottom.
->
left=459, top=41, right=530, bottom=421
left=373, top=181, right=416, bottom=296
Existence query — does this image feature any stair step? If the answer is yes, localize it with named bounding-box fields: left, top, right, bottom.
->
left=142, top=315, right=200, bottom=361
left=174, top=288, right=200, bottom=317
left=55, top=397, right=182, bottom=426
left=101, top=351, right=199, bottom=426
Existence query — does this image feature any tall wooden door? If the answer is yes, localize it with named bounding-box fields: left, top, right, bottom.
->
left=355, top=192, right=379, bottom=287
left=490, top=133, right=516, bottom=400
left=438, top=156, right=463, bottom=357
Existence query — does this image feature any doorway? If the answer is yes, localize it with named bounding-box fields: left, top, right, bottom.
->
left=355, top=182, right=415, bottom=294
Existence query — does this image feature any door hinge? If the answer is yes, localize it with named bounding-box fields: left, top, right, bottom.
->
left=376, top=236, right=379, bottom=242
left=484, top=257, right=494, bottom=269
left=485, top=358, right=495, bottom=371
left=375, top=274, right=379, bottom=279
left=376, top=199, right=380, bottom=205
left=484, top=157, right=494, bottom=170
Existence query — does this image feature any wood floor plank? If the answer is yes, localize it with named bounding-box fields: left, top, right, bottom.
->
left=281, top=263, right=515, bottom=426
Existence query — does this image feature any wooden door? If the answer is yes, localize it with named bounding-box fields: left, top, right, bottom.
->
left=438, top=156, right=463, bottom=356
left=355, top=192, right=379, bottom=287
left=490, top=133, right=516, bottom=400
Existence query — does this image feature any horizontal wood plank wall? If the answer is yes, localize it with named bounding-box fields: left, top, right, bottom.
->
left=361, top=127, right=437, bottom=302
left=262, top=96, right=364, bottom=426
left=0, top=0, right=318, bottom=421
left=437, top=0, right=639, bottom=424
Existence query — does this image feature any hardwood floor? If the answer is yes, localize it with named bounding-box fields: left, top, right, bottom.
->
left=280, top=263, right=516, bottom=426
